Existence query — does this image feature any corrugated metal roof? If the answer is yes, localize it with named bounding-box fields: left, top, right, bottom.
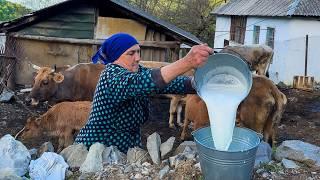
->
left=212, top=0, right=320, bottom=17
left=0, top=0, right=201, bottom=45
left=112, top=0, right=202, bottom=44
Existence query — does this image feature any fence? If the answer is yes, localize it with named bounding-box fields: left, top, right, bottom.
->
left=0, top=35, right=20, bottom=93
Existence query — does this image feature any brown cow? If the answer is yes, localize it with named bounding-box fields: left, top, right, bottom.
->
left=28, top=61, right=190, bottom=128
left=28, top=61, right=175, bottom=106
left=170, top=45, right=274, bottom=128
left=180, top=75, right=287, bottom=147
left=28, top=63, right=105, bottom=105
left=220, top=44, right=274, bottom=76
left=17, top=101, right=91, bottom=152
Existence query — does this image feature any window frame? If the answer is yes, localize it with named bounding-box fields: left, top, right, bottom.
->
left=253, top=25, right=260, bottom=44
left=230, top=16, right=247, bottom=44
left=266, top=27, right=275, bottom=49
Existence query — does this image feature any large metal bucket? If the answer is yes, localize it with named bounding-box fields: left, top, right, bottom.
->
left=194, top=53, right=253, bottom=98
left=192, top=127, right=261, bottom=180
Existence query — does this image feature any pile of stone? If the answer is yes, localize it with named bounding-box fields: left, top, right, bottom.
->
left=1, top=131, right=319, bottom=180
left=0, top=132, right=200, bottom=179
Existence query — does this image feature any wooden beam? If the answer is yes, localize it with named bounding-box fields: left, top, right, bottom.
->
left=140, top=41, right=180, bottom=48
left=10, top=34, right=181, bottom=48
left=11, top=34, right=102, bottom=45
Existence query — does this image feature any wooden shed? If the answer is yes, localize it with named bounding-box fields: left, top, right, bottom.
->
left=0, top=0, right=201, bottom=87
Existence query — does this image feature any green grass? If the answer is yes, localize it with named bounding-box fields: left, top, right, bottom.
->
left=260, top=162, right=283, bottom=173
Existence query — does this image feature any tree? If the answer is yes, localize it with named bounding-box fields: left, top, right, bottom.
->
left=21, top=0, right=65, bottom=10
left=127, top=0, right=227, bottom=46
left=0, top=0, right=31, bottom=21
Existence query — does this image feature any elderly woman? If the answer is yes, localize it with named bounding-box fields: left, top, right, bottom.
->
left=75, top=33, right=213, bottom=153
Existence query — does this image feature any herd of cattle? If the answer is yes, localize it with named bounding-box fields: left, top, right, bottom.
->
left=15, top=44, right=287, bottom=152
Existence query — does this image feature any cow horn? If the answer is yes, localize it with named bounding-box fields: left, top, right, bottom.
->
left=53, top=64, right=57, bottom=72
left=14, top=127, right=25, bottom=139
left=31, top=98, right=39, bottom=106
left=28, top=62, right=41, bottom=70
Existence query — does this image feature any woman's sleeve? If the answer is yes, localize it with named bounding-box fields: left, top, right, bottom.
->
left=107, top=67, right=160, bottom=98
left=153, top=70, right=195, bottom=94
left=107, top=66, right=195, bottom=99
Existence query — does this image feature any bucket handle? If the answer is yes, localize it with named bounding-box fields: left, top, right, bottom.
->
left=256, top=132, right=263, bottom=141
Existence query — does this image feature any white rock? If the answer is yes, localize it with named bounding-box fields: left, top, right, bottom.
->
left=169, top=155, right=177, bottom=167
left=0, top=89, right=14, bottom=102
left=124, top=165, right=134, bottom=173
left=127, top=147, right=150, bottom=164
left=29, top=152, right=69, bottom=180
left=182, top=146, right=196, bottom=160
left=65, top=170, right=73, bottom=178
left=255, top=141, right=272, bottom=168
left=0, top=169, right=22, bottom=180
left=80, top=143, right=105, bottom=173
left=261, top=171, right=271, bottom=178
left=103, top=146, right=126, bottom=165
left=29, top=148, right=37, bottom=159
left=134, top=173, right=143, bottom=179
left=141, top=168, right=150, bottom=176
left=282, top=158, right=300, bottom=169
left=60, top=143, right=88, bottom=168
left=194, top=162, right=201, bottom=172
left=37, top=142, right=54, bottom=158
left=147, top=132, right=161, bottom=165
left=160, top=137, right=175, bottom=158
left=142, top=162, right=151, bottom=167
left=0, top=134, right=30, bottom=176
left=174, top=141, right=197, bottom=155
left=275, top=140, right=320, bottom=167
left=159, top=165, right=170, bottom=179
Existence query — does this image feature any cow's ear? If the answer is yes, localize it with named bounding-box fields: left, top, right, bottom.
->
left=53, top=73, right=64, bottom=83
left=35, top=118, right=41, bottom=126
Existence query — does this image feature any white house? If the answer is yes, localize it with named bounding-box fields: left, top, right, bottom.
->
left=0, top=21, right=5, bottom=51
left=0, top=33, right=5, bottom=50
left=212, top=0, right=320, bottom=85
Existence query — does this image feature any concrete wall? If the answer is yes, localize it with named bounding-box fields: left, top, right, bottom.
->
left=214, top=16, right=320, bottom=84
left=214, top=16, right=231, bottom=49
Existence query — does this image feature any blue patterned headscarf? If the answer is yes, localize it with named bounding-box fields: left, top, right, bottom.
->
left=92, top=33, right=139, bottom=64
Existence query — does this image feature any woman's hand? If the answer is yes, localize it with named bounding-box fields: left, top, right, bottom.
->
left=160, top=44, right=213, bottom=84
left=183, top=44, right=214, bottom=68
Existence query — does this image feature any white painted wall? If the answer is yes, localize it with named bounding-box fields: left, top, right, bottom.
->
left=214, top=16, right=320, bottom=84
left=214, top=16, right=231, bottom=49
left=0, top=33, right=5, bottom=49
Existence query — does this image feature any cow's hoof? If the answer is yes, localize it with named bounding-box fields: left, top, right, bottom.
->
left=169, top=124, right=177, bottom=129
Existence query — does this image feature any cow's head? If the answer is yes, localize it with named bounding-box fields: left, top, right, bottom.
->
left=251, top=45, right=274, bottom=75
left=18, top=117, right=42, bottom=140
left=27, top=66, right=65, bottom=106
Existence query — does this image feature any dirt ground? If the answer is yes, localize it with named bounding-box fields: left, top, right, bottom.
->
left=0, top=87, right=320, bottom=179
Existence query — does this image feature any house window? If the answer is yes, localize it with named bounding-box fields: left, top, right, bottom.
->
left=266, top=27, right=275, bottom=49
left=253, top=26, right=260, bottom=44
left=230, top=16, right=247, bottom=44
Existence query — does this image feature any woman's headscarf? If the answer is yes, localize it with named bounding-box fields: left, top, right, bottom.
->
left=92, top=33, right=139, bottom=64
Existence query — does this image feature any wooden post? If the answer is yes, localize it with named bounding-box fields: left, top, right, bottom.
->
left=305, top=34, right=308, bottom=76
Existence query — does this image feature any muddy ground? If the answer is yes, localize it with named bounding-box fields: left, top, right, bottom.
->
left=0, top=87, right=320, bottom=179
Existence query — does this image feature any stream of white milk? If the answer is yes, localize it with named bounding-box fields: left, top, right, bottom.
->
left=199, top=69, right=248, bottom=151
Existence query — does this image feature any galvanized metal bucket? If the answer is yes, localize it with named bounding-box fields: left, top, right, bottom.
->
left=192, top=126, right=261, bottom=180
left=194, top=53, right=253, bottom=98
